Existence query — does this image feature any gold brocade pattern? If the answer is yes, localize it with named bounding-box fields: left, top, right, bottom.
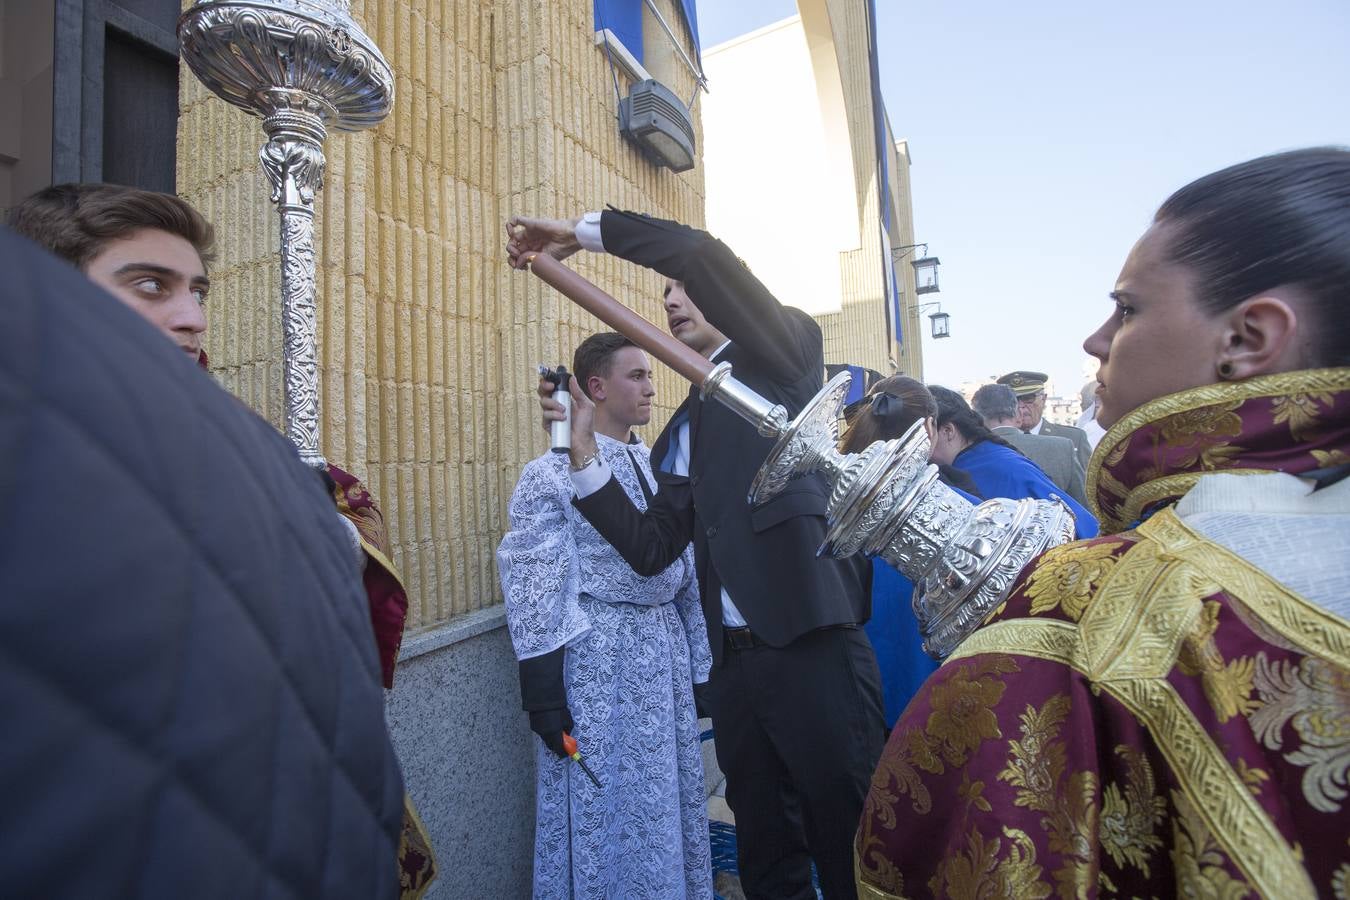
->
left=1313, top=448, right=1350, bottom=467
left=928, top=826, right=1053, bottom=900
left=1086, top=368, right=1350, bottom=531
left=1176, top=602, right=1258, bottom=723
left=1271, top=392, right=1335, bottom=443
left=997, top=694, right=1098, bottom=898
left=1024, top=540, right=1130, bottom=621
left=1152, top=400, right=1243, bottom=475
left=945, top=507, right=1319, bottom=899
left=1332, top=861, right=1350, bottom=899
left=857, top=656, right=1021, bottom=894
left=1248, top=653, right=1350, bottom=814
left=1100, top=746, right=1166, bottom=877
left=1170, top=790, right=1253, bottom=900
left=910, top=656, right=1020, bottom=775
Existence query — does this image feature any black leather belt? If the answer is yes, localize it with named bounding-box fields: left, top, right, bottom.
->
left=723, top=626, right=760, bottom=650
left=724, top=623, right=859, bottom=651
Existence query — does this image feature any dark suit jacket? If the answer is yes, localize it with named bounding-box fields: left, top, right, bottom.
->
left=572, top=210, right=871, bottom=662
left=993, top=425, right=1089, bottom=506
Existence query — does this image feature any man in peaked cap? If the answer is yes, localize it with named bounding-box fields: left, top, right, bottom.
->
left=998, top=369, right=1094, bottom=472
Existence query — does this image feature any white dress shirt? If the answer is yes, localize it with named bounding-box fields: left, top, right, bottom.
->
left=1175, top=471, right=1350, bottom=620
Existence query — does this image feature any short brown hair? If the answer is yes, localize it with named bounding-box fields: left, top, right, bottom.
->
left=7, top=183, right=215, bottom=271
left=572, top=332, right=637, bottom=400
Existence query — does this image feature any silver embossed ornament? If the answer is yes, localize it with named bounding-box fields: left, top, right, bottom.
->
left=746, top=372, right=1076, bottom=658
left=178, top=0, right=393, bottom=467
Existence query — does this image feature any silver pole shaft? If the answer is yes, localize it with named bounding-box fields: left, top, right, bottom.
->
left=259, top=108, right=328, bottom=468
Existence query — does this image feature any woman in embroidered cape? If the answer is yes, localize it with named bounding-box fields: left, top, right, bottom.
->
left=856, top=148, right=1350, bottom=898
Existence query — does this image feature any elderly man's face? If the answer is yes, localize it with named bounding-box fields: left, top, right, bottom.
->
left=1017, top=391, right=1046, bottom=428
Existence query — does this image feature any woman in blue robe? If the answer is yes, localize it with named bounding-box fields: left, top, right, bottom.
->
left=839, top=378, right=980, bottom=728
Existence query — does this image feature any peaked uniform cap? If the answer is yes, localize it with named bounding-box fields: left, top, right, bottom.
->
left=997, top=370, right=1049, bottom=397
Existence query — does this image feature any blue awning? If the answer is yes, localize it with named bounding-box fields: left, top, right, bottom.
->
left=594, top=0, right=646, bottom=64
left=593, top=0, right=703, bottom=68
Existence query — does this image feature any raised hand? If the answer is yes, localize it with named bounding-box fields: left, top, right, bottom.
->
left=506, top=215, right=582, bottom=270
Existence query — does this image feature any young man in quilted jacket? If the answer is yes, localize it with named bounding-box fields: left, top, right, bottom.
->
left=7, top=184, right=435, bottom=893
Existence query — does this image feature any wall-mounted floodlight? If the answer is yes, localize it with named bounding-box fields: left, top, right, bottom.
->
left=619, top=80, right=696, bottom=172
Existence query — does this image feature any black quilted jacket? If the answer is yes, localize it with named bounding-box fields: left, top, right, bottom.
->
left=0, top=229, right=404, bottom=898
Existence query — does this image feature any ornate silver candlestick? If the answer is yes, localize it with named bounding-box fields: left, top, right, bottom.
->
left=526, top=253, right=1077, bottom=658
left=178, top=0, right=393, bottom=467
left=747, top=374, right=1075, bottom=657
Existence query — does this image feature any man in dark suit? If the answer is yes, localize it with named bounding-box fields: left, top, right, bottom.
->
left=999, top=369, right=1095, bottom=471
left=508, top=209, right=883, bottom=900
left=972, top=383, right=1089, bottom=506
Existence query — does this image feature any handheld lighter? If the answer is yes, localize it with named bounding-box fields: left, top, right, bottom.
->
left=539, top=364, right=571, bottom=453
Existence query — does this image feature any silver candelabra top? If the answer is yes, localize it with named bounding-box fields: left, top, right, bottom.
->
left=179, top=0, right=393, bottom=131
left=178, top=0, right=392, bottom=468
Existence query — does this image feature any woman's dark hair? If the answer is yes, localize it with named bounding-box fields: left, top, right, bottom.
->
left=839, top=377, right=985, bottom=497
left=929, top=385, right=1021, bottom=456
left=1155, top=147, right=1350, bottom=366
left=838, top=375, right=936, bottom=454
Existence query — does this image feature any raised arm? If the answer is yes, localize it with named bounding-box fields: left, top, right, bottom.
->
left=570, top=470, right=695, bottom=577
left=598, top=209, right=821, bottom=382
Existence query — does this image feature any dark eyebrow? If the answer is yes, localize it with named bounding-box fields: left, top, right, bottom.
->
left=628, top=367, right=650, bottom=377
left=1109, top=290, right=1133, bottom=302
left=112, top=262, right=176, bottom=278
left=112, top=262, right=210, bottom=290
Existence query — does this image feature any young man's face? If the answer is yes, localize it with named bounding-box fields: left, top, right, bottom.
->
left=83, top=228, right=209, bottom=361
left=663, top=279, right=721, bottom=356
left=590, top=346, right=656, bottom=429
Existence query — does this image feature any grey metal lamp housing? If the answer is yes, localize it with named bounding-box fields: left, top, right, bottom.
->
left=912, top=255, right=941, bottom=294
left=929, top=311, right=951, bottom=339
left=619, top=79, right=696, bottom=172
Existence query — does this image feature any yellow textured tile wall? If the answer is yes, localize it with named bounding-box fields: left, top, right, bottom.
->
left=177, top=0, right=706, bottom=629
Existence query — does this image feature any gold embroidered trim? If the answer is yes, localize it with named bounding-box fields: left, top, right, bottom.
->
left=1086, top=367, right=1350, bottom=529
left=1139, top=508, right=1350, bottom=671
left=358, top=535, right=409, bottom=594
left=946, top=522, right=1321, bottom=899
left=951, top=617, right=1313, bottom=898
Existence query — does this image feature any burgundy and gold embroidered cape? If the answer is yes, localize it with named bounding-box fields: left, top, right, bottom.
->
left=856, top=369, right=1350, bottom=899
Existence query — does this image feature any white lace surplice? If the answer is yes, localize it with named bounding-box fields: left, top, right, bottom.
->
left=497, top=434, right=713, bottom=899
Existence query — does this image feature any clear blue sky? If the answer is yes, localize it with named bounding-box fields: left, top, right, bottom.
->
left=695, top=1, right=1350, bottom=397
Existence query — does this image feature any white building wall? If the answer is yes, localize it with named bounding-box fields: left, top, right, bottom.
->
left=701, top=16, right=858, bottom=317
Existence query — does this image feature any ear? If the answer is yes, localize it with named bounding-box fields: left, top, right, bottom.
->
left=586, top=374, right=606, bottom=402
left=923, top=416, right=936, bottom=441
left=1217, top=294, right=1302, bottom=379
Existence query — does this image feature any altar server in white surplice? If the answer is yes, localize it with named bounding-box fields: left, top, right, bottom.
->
left=498, top=332, right=713, bottom=900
